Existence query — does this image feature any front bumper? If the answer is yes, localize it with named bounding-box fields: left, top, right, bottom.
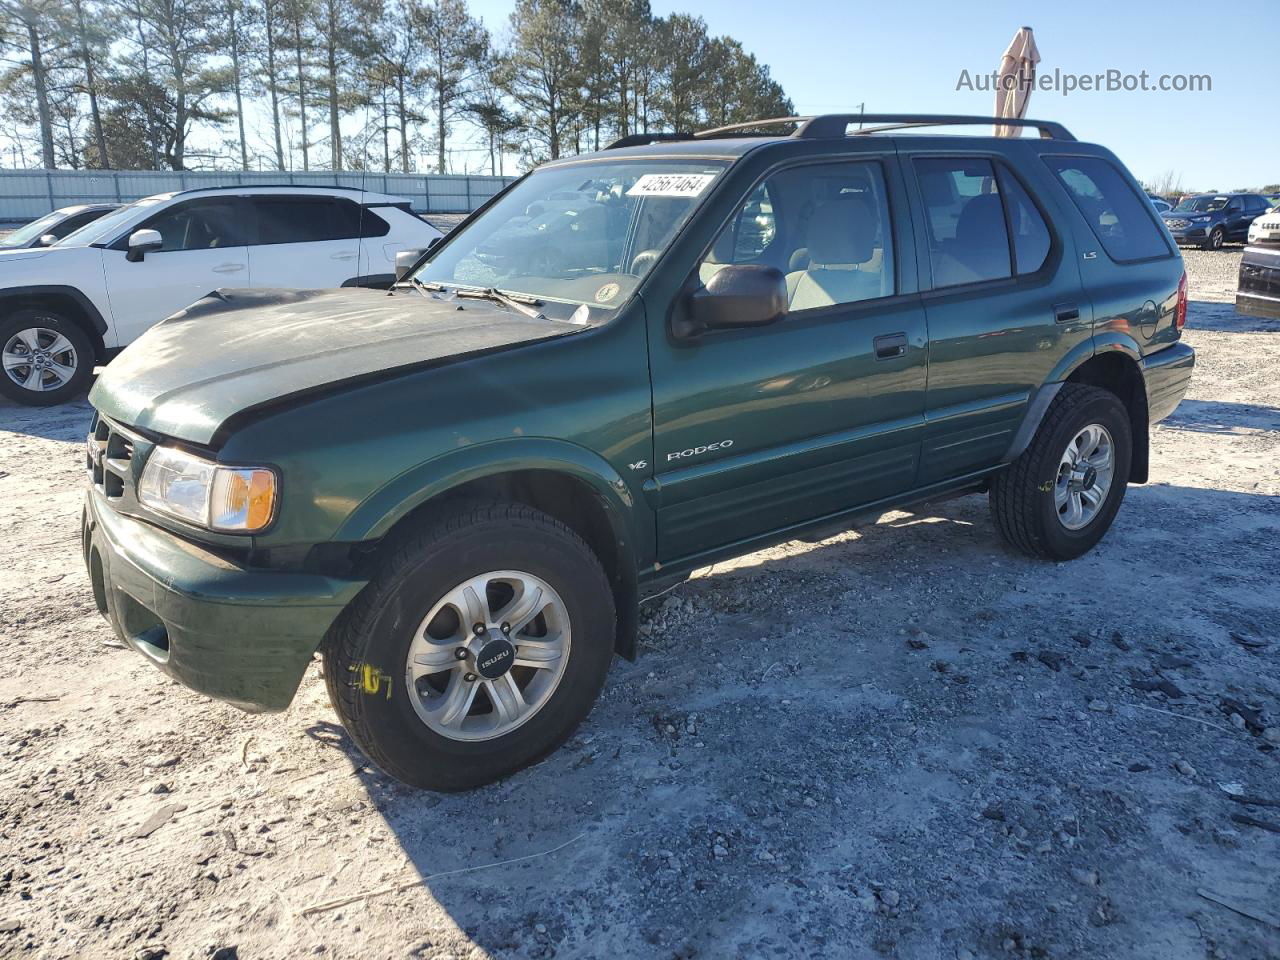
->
left=1166, top=224, right=1209, bottom=244
left=1236, top=244, right=1280, bottom=321
left=82, top=489, right=366, bottom=711
left=1141, top=342, right=1195, bottom=424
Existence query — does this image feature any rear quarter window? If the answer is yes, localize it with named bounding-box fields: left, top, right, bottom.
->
left=1044, top=156, right=1171, bottom=262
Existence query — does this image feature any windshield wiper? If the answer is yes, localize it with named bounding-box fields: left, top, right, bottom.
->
left=453, top=286, right=547, bottom=320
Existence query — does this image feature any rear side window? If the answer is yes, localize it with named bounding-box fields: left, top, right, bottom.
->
left=914, top=157, right=1012, bottom=286
left=1044, top=156, right=1170, bottom=262
left=253, top=197, right=389, bottom=245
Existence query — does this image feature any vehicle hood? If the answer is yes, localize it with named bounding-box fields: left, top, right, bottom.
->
left=1163, top=210, right=1218, bottom=220
left=90, top=287, right=586, bottom=446
left=0, top=246, right=58, bottom=262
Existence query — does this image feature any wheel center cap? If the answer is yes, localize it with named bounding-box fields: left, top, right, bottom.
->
left=1081, top=465, right=1098, bottom=489
left=474, top=637, right=515, bottom=679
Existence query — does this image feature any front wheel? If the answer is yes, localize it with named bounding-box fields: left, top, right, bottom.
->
left=324, top=502, right=616, bottom=791
left=1204, top=226, right=1225, bottom=250
left=0, top=309, right=94, bottom=405
left=990, top=384, right=1132, bottom=561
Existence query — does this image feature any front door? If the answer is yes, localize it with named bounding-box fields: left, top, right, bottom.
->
left=101, top=196, right=249, bottom=345
left=903, top=151, right=1089, bottom=484
left=647, top=155, right=927, bottom=564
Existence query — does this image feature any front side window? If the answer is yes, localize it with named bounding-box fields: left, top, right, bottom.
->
left=415, top=160, right=727, bottom=310
left=141, top=199, right=244, bottom=251
left=915, top=157, right=1012, bottom=287
left=700, top=160, right=895, bottom=311
left=1047, top=156, right=1171, bottom=261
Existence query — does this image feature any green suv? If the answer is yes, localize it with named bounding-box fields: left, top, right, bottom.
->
left=82, top=114, right=1195, bottom=790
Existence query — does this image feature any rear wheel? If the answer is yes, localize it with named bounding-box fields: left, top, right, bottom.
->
left=0, top=309, right=94, bottom=406
left=990, top=384, right=1132, bottom=560
left=324, top=502, right=616, bottom=791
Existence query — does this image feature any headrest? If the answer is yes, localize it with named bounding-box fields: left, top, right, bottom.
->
left=955, top=193, right=1005, bottom=247
left=807, top=196, right=876, bottom=266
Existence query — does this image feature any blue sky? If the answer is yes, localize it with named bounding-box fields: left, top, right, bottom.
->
left=468, top=0, right=1279, bottom=190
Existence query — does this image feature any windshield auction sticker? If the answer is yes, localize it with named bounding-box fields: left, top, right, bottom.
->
left=626, top=173, right=717, bottom=198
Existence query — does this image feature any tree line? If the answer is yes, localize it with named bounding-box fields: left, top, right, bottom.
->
left=0, top=0, right=793, bottom=174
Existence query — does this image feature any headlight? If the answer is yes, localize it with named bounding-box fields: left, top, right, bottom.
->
left=138, top=445, right=277, bottom=532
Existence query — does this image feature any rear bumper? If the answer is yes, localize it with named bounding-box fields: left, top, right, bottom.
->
left=1141, top=342, right=1195, bottom=424
left=82, top=489, right=366, bottom=712
left=1236, top=244, right=1280, bottom=320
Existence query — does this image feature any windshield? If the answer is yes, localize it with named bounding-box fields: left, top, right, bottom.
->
left=414, top=159, right=728, bottom=310
left=1, top=211, right=66, bottom=248
left=57, top=196, right=166, bottom=247
left=1173, top=196, right=1229, bottom=213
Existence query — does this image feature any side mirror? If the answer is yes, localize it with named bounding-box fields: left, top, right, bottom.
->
left=395, top=249, right=424, bottom=281
left=674, top=264, right=788, bottom=339
left=126, top=228, right=163, bottom=262
left=36, top=233, right=58, bottom=247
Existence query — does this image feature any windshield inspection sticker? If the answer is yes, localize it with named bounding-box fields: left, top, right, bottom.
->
left=626, top=173, right=716, bottom=198
left=595, top=282, right=621, bottom=303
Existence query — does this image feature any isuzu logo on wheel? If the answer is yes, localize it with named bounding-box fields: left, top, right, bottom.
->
left=667, top=439, right=733, bottom=462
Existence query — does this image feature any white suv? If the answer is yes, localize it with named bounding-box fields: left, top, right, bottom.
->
left=0, top=185, right=443, bottom=405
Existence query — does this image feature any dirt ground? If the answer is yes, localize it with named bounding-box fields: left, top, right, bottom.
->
left=1, top=250, right=1277, bottom=960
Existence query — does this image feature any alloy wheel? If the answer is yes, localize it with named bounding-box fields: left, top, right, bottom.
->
left=1053, top=423, right=1115, bottom=530
left=2, top=325, right=79, bottom=393
left=404, top=570, right=571, bottom=742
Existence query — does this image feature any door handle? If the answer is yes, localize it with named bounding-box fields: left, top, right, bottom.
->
left=873, top=332, right=908, bottom=360
left=212, top=263, right=244, bottom=273
left=330, top=252, right=358, bottom=261
left=1054, top=302, right=1080, bottom=324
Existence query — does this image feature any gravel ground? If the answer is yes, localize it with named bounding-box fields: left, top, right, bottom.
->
left=1, top=249, right=1278, bottom=960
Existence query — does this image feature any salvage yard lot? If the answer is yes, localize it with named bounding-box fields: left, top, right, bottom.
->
left=1, top=250, right=1277, bottom=960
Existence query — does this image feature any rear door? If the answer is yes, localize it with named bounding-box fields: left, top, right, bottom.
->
left=647, top=152, right=928, bottom=564
left=100, top=196, right=249, bottom=345
left=904, top=149, right=1089, bottom=485
left=245, top=195, right=365, bottom=289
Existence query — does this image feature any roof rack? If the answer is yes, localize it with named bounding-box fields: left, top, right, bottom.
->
left=796, top=114, right=1075, bottom=141
left=603, top=113, right=1074, bottom=149
left=169, top=183, right=382, bottom=197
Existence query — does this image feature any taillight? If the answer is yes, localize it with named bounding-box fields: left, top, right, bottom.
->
left=1175, top=271, right=1188, bottom=330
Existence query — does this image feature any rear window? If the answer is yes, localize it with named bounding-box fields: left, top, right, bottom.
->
left=1044, top=156, right=1170, bottom=262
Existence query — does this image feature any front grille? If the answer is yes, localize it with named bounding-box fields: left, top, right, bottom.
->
left=1166, top=218, right=1190, bottom=229
left=87, top=414, right=148, bottom=507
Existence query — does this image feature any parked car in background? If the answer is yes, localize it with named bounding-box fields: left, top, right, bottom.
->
left=1162, top=192, right=1272, bottom=249
left=1248, top=207, right=1280, bottom=246
left=81, top=113, right=1194, bottom=791
left=0, top=185, right=442, bottom=405
left=0, top=203, right=119, bottom=249
left=1147, top=195, right=1172, bottom=214
left=1238, top=204, right=1280, bottom=320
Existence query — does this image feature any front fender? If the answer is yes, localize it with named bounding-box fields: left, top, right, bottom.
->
left=335, top=436, right=646, bottom=557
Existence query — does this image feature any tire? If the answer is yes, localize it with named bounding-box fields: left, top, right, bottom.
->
left=990, top=384, right=1133, bottom=561
left=0, top=308, right=94, bottom=406
left=324, top=502, right=616, bottom=791
left=1204, top=226, right=1225, bottom=251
